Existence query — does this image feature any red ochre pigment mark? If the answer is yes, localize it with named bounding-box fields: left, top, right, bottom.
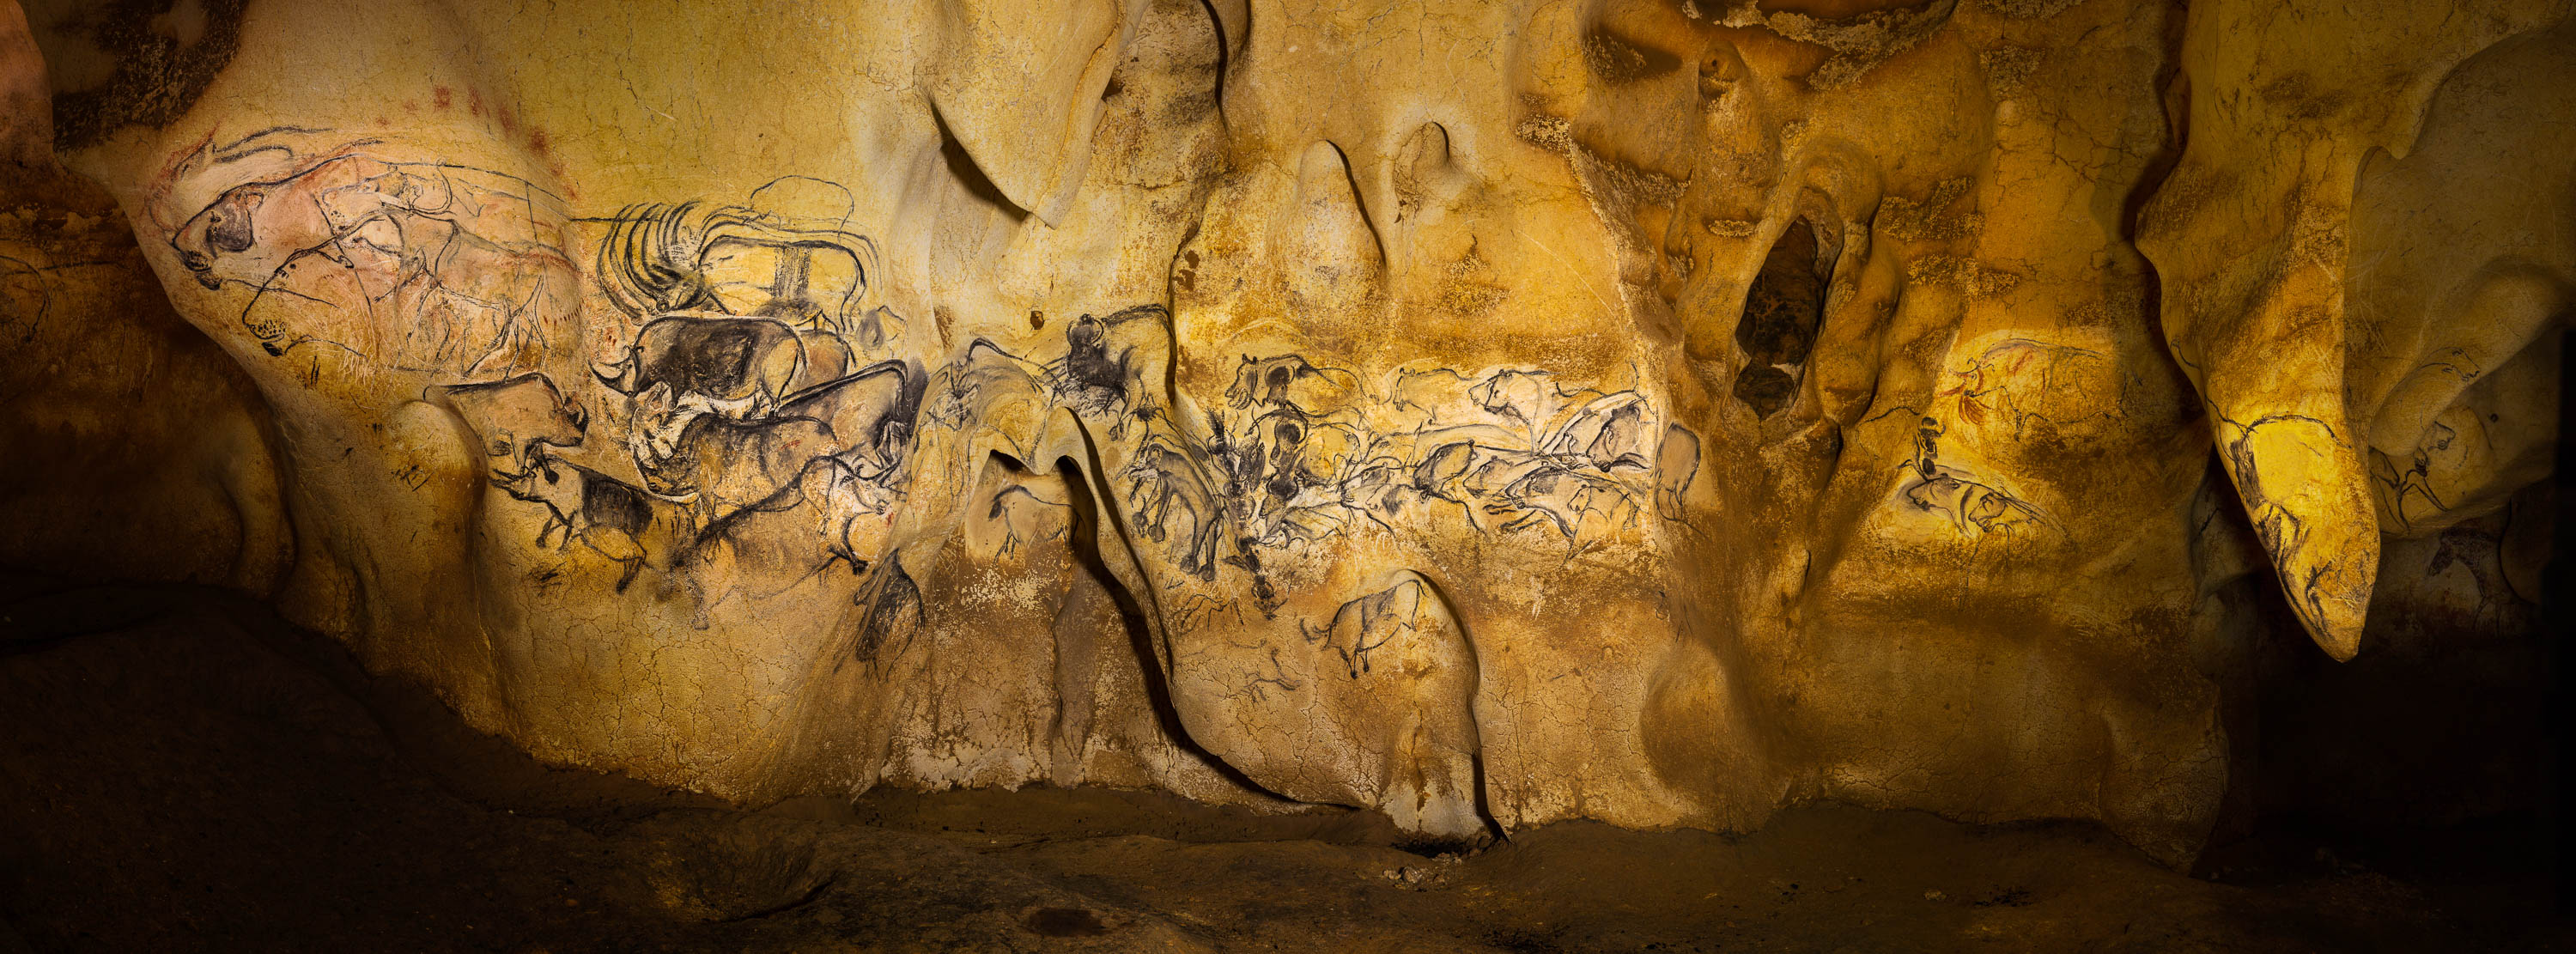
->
left=155, top=129, right=216, bottom=187
left=497, top=106, right=519, bottom=134
left=401, top=100, right=418, bottom=113
left=527, top=129, right=551, bottom=156
left=139, top=128, right=219, bottom=231
left=434, top=87, right=453, bottom=109
left=468, top=89, right=483, bottom=117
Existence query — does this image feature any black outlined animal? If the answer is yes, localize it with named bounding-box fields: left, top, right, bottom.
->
left=1467, top=368, right=1551, bottom=434
left=598, top=314, right=811, bottom=477
left=164, top=134, right=574, bottom=372
left=1046, top=305, right=1168, bottom=434
left=981, top=484, right=1075, bottom=557
left=1909, top=416, right=1945, bottom=481
left=1540, top=392, right=1653, bottom=471
left=171, top=182, right=268, bottom=288
left=647, top=413, right=841, bottom=527
left=2370, top=422, right=2456, bottom=531
left=779, top=359, right=924, bottom=480
left=501, top=447, right=656, bottom=591
left=1886, top=410, right=2056, bottom=539
left=2425, top=523, right=2521, bottom=629
left=922, top=338, right=1048, bottom=435
left=683, top=456, right=879, bottom=615
left=2, top=255, right=52, bottom=345
left=1123, top=437, right=1226, bottom=581
left=1057, top=313, right=1132, bottom=421
left=1210, top=403, right=1362, bottom=533
left=1334, top=458, right=1412, bottom=522
left=590, top=177, right=882, bottom=337
left=1299, top=579, right=1427, bottom=678
left=428, top=372, right=586, bottom=476
left=1900, top=469, right=2053, bottom=538
left=2216, top=412, right=2338, bottom=607
left=1167, top=593, right=1244, bottom=637
left=1653, top=424, right=1701, bottom=520
left=1327, top=438, right=1485, bottom=528
left=1409, top=440, right=1482, bottom=505
left=1226, top=354, right=1358, bottom=411
left=1218, top=354, right=1677, bottom=545
left=594, top=314, right=807, bottom=419
left=927, top=330, right=1676, bottom=570
left=1492, top=465, right=1633, bottom=538
left=851, top=556, right=927, bottom=664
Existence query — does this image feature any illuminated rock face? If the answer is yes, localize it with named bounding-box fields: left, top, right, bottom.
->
left=3, top=0, right=2564, bottom=866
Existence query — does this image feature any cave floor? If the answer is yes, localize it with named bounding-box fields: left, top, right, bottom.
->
left=0, top=579, right=2565, bottom=953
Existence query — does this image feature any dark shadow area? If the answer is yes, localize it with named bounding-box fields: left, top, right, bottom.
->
left=930, top=105, right=1031, bottom=224
left=2, top=573, right=2568, bottom=952
left=1043, top=447, right=1307, bottom=810
left=1730, top=218, right=1829, bottom=421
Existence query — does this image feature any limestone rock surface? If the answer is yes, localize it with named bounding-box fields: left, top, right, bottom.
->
left=1, top=0, right=2564, bottom=866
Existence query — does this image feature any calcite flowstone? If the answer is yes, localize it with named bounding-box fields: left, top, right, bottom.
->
left=0, top=0, right=2562, bottom=866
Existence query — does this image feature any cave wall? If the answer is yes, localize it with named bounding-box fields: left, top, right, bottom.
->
left=1, top=0, right=2564, bottom=867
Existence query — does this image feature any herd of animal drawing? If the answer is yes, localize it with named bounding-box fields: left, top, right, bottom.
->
left=151, top=126, right=2156, bottom=844
left=154, top=133, right=1765, bottom=634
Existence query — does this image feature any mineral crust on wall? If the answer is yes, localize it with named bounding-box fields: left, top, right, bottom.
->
left=1, top=0, right=2563, bottom=867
